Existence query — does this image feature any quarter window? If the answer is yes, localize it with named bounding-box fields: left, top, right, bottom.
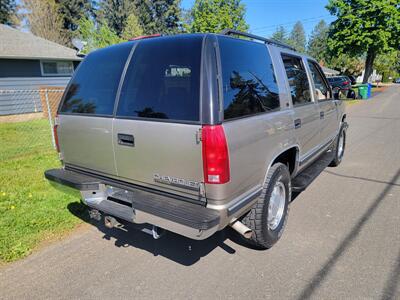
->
left=308, top=61, right=331, bottom=100
left=218, top=36, right=280, bottom=120
left=281, top=55, right=312, bottom=106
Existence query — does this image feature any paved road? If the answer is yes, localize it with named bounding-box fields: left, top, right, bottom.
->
left=1, top=86, right=399, bottom=300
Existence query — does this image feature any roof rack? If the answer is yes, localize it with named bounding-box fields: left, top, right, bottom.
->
left=220, top=29, right=296, bottom=51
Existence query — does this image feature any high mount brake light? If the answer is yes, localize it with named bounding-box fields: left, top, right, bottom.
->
left=202, top=125, right=230, bottom=184
left=129, top=34, right=161, bottom=41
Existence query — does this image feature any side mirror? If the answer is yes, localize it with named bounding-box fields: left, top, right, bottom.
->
left=332, top=87, right=341, bottom=100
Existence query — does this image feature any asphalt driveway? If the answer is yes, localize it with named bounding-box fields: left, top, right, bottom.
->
left=1, top=85, right=399, bottom=300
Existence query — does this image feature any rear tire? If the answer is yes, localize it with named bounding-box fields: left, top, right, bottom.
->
left=241, top=163, right=291, bottom=249
left=330, top=124, right=346, bottom=167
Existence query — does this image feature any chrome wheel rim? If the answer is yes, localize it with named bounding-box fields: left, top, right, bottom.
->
left=338, top=131, right=344, bottom=158
left=268, top=181, right=286, bottom=230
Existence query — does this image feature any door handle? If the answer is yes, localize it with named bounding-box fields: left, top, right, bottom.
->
left=320, top=111, right=325, bottom=119
left=294, top=118, right=302, bottom=129
left=118, top=133, right=135, bottom=147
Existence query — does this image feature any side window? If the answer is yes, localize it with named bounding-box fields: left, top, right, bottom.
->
left=308, top=61, right=331, bottom=100
left=218, top=36, right=280, bottom=120
left=281, top=54, right=312, bottom=106
left=60, top=43, right=132, bottom=115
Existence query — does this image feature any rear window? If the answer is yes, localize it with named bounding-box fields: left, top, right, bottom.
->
left=60, top=43, right=132, bottom=115
left=116, top=36, right=202, bottom=122
left=218, top=36, right=280, bottom=120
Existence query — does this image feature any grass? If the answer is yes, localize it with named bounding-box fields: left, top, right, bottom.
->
left=0, top=119, right=86, bottom=263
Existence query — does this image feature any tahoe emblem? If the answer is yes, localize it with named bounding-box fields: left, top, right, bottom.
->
left=153, top=174, right=200, bottom=190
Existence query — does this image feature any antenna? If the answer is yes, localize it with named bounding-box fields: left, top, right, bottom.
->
left=71, top=38, right=87, bottom=57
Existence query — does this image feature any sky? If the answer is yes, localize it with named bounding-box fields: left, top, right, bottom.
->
left=182, top=0, right=337, bottom=38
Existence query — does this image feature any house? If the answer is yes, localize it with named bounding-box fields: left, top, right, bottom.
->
left=0, top=24, right=82, bottom=117
left=0, top=24, right=81, bottom=90
left=321, top=66, right=340, bottom=77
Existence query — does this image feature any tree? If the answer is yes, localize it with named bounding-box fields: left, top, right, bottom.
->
left=187, top=0, right=249, bottom=33
left=327, top=0, right=400, bottom=83
left=121, top=13, right=143, bottom=40
left=287, top=21, right=306, bottom=53
left=77, top=17, right=122, bottom=53
left=307, top=20, right=329, bottom=64
left=98, top=0, right=136, bottom=36
left=328, top=53, right=364, bottom=76
left=21, top=0, right=68, bottom=46
left=55, top=0, right=94, bottom=32
left=0, top=0, right=17, bottom=26
left=374, top=50, right=400, bottom=82
left=135, top=0, right=182, bottom=34
left=271, top=26, right=288, bottom=43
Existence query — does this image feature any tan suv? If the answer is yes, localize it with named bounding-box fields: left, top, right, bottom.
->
left=45, top=30, right=347, bottom=249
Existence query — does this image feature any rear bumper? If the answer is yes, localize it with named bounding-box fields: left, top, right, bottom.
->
left=45, top=168, right=220, bottom=240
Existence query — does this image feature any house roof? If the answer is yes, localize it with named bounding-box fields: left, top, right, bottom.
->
left=0, top=24, right=81, bottom=61
left=322, top=66, right=340, bottom=76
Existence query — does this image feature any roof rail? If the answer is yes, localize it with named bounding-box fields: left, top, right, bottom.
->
left=220, top=29, right=296, bottom=51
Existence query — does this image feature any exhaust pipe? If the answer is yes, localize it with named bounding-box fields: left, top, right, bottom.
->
left=230, top=219, right=253, bottom=239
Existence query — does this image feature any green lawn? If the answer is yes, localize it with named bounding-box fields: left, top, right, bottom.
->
left=0, top=119, right=86, bottom=263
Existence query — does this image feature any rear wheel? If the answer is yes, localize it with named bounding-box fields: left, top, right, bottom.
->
left=330, top=124, right=346, bottom=167
left=241, top=163, right=291, bottom=249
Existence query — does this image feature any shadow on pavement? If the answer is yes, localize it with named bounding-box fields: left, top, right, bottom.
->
left=381, top=248, right=400, bottom=300
left=68, top=201, right=255, bottom=266
left=67, top=188, right=307, bottom=266
left=296, top=168, right=400, bottom=300
left=324, top=170, right=400, bottom=187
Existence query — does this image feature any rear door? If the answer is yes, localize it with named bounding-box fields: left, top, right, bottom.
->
left=112, top=36, right=204, bottom=198
left=306, top=60, right=338, bottom=144
left=280, top=54, right=321, bottom=161
left=58, top=43, right=133, bottom=175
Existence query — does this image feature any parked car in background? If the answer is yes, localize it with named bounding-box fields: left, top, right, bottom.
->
left=347, top=75, right=357, bottom=85
left=327, top=76, right=352, bottom=92
left=394, top=78, right=400, bottom=84
left=45, top=30, right=347, bottom=249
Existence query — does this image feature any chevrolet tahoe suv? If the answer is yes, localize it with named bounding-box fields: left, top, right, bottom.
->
left=45, top=30, right=347, bottom=249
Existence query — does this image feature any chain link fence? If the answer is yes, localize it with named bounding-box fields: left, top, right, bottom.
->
left=0, top=89, right=64, bottom=161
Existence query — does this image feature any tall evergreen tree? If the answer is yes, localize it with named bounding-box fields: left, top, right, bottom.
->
left=77, top=17, right=122, bottom=53
left=287, top=21, right=306, bottom=53
left=121, top=13, right=143, bottom=39
left=327, top=0, right=400, bottom=83
left=187, top=0, right=248, bottom=33
left=307, top=20, right=329, bottom=63
left=55, top=0, right=94, bottom=32
left=0, top=0, right=16, bottom=26
left=98, top=0, right=136, bottom=36
left=271, top=26, right=287, bottom=43
left=136, top=0, right=182, bottom=34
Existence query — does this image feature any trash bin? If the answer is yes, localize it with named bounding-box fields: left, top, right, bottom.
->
left=358, top=84, right=369, bottom=99
left=367, top=83, right=372, bottom=98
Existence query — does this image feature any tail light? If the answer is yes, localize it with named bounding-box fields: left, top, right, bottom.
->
left=343, top=81, right=349, bottom=85
left=53, top=114, right=60, bottom=153
left=202, top=125, right=230, bottom=184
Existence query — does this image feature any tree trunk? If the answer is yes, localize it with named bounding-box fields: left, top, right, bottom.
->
left=362, top=48, right=377, bottom=83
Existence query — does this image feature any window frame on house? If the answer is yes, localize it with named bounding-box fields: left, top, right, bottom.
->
left=40, top=60, right=74, bottom=76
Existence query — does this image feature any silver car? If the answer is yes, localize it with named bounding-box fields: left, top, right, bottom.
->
left=45, top=30, right=347, bottom=249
